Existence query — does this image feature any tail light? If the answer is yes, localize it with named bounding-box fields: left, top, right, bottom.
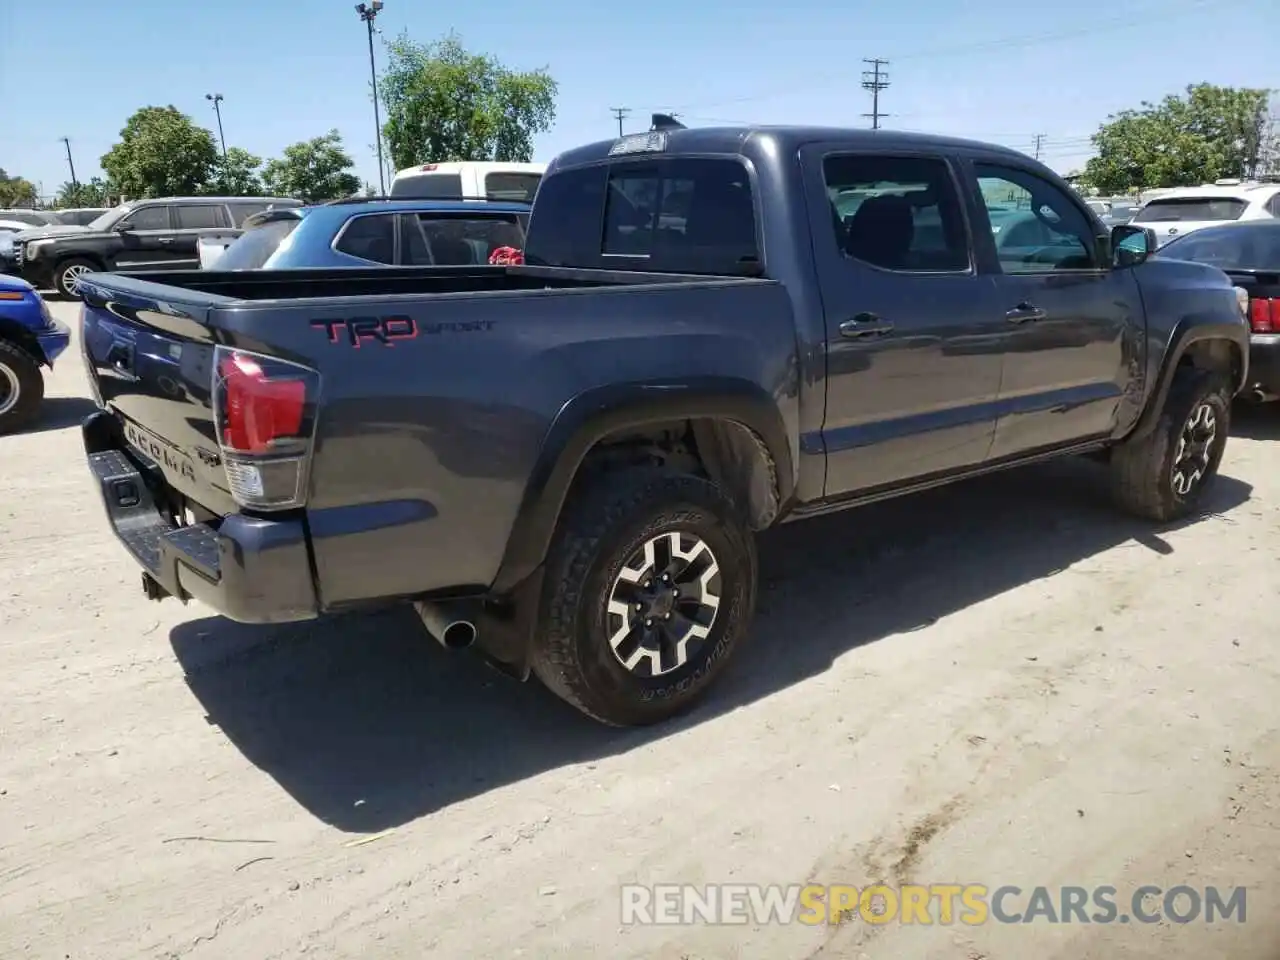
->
left=211, top=346, right=321, bottom=510
left=1250, top=297, right=1280, bottom=334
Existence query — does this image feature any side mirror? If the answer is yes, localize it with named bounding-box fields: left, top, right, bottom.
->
left=1111, top=224, right=1155, bottom=267
left=115, top=222, right=134, bottom=233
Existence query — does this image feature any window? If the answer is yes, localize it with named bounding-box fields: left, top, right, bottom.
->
left=521, top=166, right=608, bottom=268
left=227, top=202, right=270, bottom=227
left=174, top=205, right=226, bottom=229
left=401, top=214, right=526, bottom=266
left=974, top=163, right=1097, bottom=272
left=483, top=172, right=542, bottom=202
left=822, top=154, right=970, bottom=272
left=598, top=158, right=758, bottom=274
left=1133, top=197, right=1248, bottom=223
left=389, top=173, right=464, bottom=199
left=1157, top=224, right=1280, bottom=272
left=333, top=214, right=396, bottom=263
left=1267, top=193, right=1280, bottom=218
left=216, top=217, right=302, bottom=270
left=119, top=205, right=171, bottom=230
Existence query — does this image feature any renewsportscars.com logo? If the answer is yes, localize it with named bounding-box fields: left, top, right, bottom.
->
left=620, top=883, right=1248, bottom=926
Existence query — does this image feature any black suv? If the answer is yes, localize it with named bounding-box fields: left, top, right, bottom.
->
left=16, top=196, right=302, bottom=298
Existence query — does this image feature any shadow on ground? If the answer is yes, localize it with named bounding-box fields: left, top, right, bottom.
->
left=171, top=458, right=1252, bottom=833
left=21, top=396, right=99, bottom=435
left=1231, top=401, right=1280, bottom=441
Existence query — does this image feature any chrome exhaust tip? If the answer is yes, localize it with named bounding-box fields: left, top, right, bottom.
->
left=414, top=601, right=478, bottom=650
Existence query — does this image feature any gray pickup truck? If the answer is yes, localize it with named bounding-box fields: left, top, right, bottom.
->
left=77, top=123, right=1249, bottom=726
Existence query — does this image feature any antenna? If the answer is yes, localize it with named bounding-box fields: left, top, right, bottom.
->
left=650, top=112, right=685, bottom=132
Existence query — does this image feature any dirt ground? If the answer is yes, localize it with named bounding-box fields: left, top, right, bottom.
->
left=3, top=299, right=1280, bottom=959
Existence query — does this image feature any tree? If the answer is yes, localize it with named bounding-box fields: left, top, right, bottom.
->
left=55, top=177, right=113, bottom=208
left=379, top=32, right=557, bottom=167
left=1083, top=84, right=1273, bottom=195
left=0, top=170, right=38, bottom=207
left=100, top=106, right=219, bottom=198
left=208, top=147, right=264, bottom=196
left=261, top=130, right=360, bottom=201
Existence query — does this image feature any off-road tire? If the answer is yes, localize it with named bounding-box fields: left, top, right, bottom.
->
left=0, top=339, right=44, bottom=435
left=532, top=470, right=758, bottom=726
left=1110, top=367, right=1231, bottom=522
left=52, top=258, right=99, bottom=300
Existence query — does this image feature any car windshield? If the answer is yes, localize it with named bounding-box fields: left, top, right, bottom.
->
left=87, top=205, right=132, bottom=231
left=1133, top=197, right=1248, bottom=223
left=1155, top=224, right=1280, bottom=271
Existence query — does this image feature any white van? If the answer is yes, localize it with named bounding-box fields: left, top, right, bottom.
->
left=388, top=161, right=546, bottom=202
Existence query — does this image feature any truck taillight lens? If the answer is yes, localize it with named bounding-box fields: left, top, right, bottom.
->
left=212, top=346, right=321, bottom=510
left=1250, top=297, right=1279, bottom=334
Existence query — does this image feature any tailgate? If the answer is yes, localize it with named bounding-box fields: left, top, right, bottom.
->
left=79, top=274, right=236, bottom=516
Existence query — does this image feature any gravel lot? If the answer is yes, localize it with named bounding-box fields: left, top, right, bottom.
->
left=3, top=299, right=1280, bottom=959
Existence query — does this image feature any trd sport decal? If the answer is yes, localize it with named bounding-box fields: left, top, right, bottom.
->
left=311, top=316, right=495, bottom=347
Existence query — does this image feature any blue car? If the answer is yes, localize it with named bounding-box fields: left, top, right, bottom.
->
left=0, top=273, right=71, bottom=433
left=211, top=198, right=530, bottom=271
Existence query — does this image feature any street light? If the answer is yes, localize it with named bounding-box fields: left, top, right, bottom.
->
left=205, top=93, right=227, bottom=159
left=355, top=0, right=386, bottom=195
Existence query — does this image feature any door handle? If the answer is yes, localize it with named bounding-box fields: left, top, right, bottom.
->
left=156, top=238, right=175, bottom=245
left=1005, top=302, right=1047, bottom=324
left=840, top=313, right=895, bottom=339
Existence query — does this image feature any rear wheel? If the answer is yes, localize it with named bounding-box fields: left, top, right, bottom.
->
left=0, top=339, right=44, bottom=435
left=532, top=470, right=758, bottom=726
left=53, top=258, right=98, bottom=299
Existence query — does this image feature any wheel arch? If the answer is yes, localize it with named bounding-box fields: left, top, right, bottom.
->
left=1129, top=318, right=1247, bottom=443
left=0, top=318, right=47, bottom=366
left=490, top=377, right=794, bottom=596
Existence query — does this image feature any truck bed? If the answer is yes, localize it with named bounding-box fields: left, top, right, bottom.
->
left=105, top=263, right=753, bottom=303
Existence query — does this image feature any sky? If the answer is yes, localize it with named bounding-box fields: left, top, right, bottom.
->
left=1, top=0, right=1276, bottom=201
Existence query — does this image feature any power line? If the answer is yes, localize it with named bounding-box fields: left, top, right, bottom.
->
left=860, top=58, right=890, bottom=130
left=658, top=0, right=1221, bottom=114
left=610, top=106, right=631, bottom=137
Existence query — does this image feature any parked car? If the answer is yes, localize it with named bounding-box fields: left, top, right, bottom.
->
left=50, top=207, right=111, bottom=226
left=0, top=209, right=61, bottom=228
left=1155, top=219, right=1280, bottom=401
left=1132, top=180, right=1280, bottom=248
left=77, top=124, right=1247, bottom=727
left=14, top=195, right=302, bottom=298
left=0, top=273, right=71, bottom=433
left=207, top=198, right=530, bottom=270
left=389, top=161, right=545, bottom=202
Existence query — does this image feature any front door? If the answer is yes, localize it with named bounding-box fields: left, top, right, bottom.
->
left=112, top=204, right=185, bottom=271
left=802, top=146, right=1006, bottom=497
left=965, top=161, right=1138, bottom=458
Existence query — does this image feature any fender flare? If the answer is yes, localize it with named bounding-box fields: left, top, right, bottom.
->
left=0, top=316, right=48, bottom=366
left=490, top=376, right=795, bottom=594
left=1128, top=315, right=1249, bottom=443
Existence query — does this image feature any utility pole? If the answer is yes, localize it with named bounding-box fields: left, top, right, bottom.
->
left=205, top=94, right=227, bottom=159
left=356, top=1, right=387, bottom=195
left=59, top=137, right=79, bottom=192
left=1033, top=133, right=1046, bottom=160
left=610, top=106, right=631, bottom=137
left=861, top=58, right=890, bottom=130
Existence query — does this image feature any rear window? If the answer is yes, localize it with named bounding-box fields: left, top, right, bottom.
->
left=483, top=171, right=541, bottom=202
left=1134, top=197, right=1248, bottom=223
left=526, top=157, right=758, bottom=275
left=390, top=173, right=464, bottom=199
left=175, top=204, right=227, bottom=229
left=1156, top=224, right=1280, bottom=271
left=401, top=214, right=526, bottom=265
left=217, top=217, right=302, bottom=270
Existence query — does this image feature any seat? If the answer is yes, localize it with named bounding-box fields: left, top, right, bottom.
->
left=430, top=236, right=476, bottom=265
left=680, top=179, right=755, bottom=252
left=844, top=195, right=915, bottom=269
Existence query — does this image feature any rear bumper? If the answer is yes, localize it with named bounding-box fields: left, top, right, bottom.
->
left=1249, top=334, right=1280, bottom=395
left=36, top=316, right=70, bottom=366
left=82, top=410, right=319, bottom=623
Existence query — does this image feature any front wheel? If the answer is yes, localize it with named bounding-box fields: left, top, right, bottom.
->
left=532, top=470, right=758, bottom=726
left=52, top=258, right=99, bottom=299
left=1110, top=367, right=1231, bottom=522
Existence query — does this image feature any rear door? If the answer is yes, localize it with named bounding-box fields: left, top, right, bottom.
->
left=801, top=145, right=1005, bottom=495
left=963, top=159, right=1137, bottom=457
left=170, top=203, right=231, bottom=270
